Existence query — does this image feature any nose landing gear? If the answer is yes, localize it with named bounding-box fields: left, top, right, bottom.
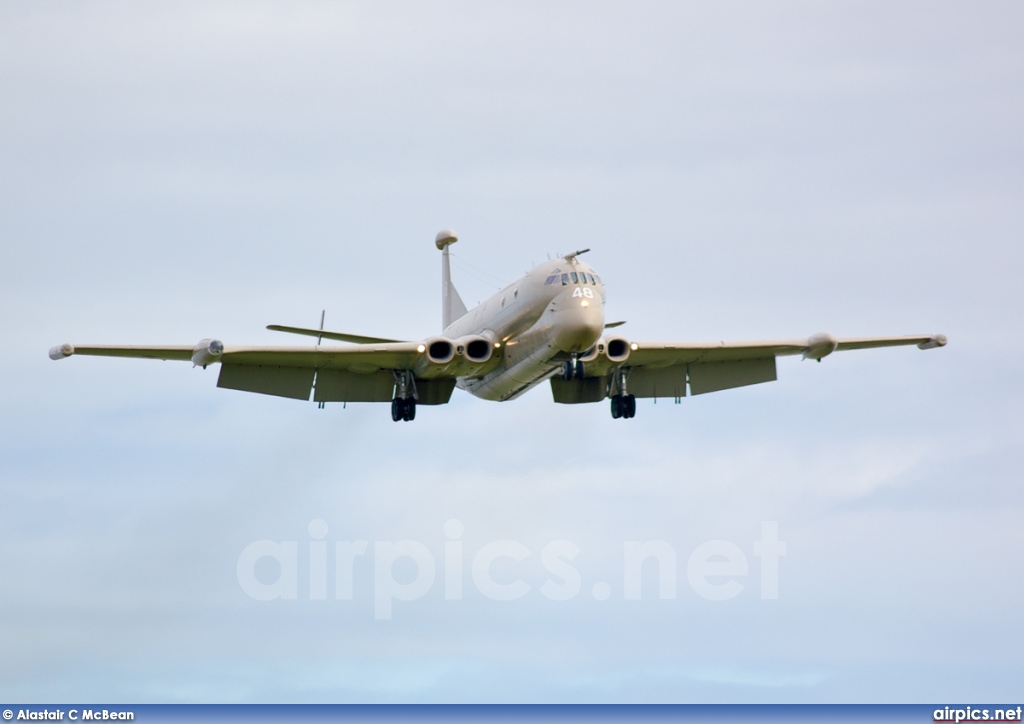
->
left=562, top=356, right=586, bottom=381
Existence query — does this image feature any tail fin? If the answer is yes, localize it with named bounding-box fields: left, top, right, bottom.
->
left=436, top=229, right=468, bottom=330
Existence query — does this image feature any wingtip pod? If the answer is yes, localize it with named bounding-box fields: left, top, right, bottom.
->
left=918, top=334, right=948, bottom=350
left=49, top=343, right=74, bottom=360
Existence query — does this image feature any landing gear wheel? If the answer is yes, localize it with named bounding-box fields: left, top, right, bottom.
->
left=610, top=394, right=636, bottom=419
left=391, top=397, right=417, bottom=422
left=575, top=360, right=585, bottom=380
left=563, top=361, right=574, bottom=381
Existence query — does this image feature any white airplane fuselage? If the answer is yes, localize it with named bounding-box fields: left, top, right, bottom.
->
left=443, top=257, right=606, bottom=402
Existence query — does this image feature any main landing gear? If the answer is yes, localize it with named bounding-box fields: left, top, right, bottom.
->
left=391, top=370, right=417, bottom=422
left=610, top=367, right=636, bottom=419
left=391, top=396, right=416, bottom=422
left=610, top=393, right=636, bottom=419
left=562, top=355, right=585, bottom=381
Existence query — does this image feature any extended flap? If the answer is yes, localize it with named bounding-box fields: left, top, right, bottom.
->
left=628, top=366, right=687, bottom=399
left=314, top=369, right=395, bottom=403
left=688, top=358, right=776, bottom=395
left=218, top=365, right=315, bottom=400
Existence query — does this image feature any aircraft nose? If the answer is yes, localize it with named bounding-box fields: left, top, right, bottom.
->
left=553, top=298, right=604, bottom=353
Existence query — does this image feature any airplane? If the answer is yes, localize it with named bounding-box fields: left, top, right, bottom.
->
left=49, top=229, right=947, bottom=422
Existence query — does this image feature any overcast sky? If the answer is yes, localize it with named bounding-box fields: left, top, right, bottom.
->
left=1, top=0, right=1022, bottom=704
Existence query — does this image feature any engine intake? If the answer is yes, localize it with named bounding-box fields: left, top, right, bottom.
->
left=457, top=336, right=493, bottom=364
left=425, top=337, right=455, bottom=365
left=605, top=336, right=632, bottom=364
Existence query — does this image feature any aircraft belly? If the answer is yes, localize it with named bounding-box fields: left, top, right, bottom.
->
left=464, top=359, right=560, bottom=401
left=463, top=330, right=561, bottom=402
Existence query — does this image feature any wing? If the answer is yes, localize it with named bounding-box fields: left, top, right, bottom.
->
left=48, top=344, right=195, bottom=362
left=48, top=341, right=457, bottom=405
left=552, top=333, right=947, bottom=402
left=49, top=341, right=423, bottom=367
left=626, top=333, right=947, bottom=367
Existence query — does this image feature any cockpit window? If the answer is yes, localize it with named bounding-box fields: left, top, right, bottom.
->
left=561, top=273, right=569, bottom=285
left=570, top=272, right=579, bottom=284
left=586, top=273, right=595, bottom=284
left=545, top=275, right=558, bottom=285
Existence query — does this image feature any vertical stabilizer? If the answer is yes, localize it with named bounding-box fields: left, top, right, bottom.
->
left=436, top=229, right=468, bottom=330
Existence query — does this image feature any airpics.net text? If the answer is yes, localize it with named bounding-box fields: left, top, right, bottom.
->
left=236, top=520, right=787, bottom=620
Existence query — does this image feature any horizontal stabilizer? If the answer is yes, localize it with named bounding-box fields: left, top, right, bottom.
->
left=266, top=325, right=404, bottom=345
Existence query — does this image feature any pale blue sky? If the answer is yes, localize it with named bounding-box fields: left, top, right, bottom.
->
left=1, top=0, right=1022, bottom=703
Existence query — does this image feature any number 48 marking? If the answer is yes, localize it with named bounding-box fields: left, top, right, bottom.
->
left=572, top=287, right=594, bottom=299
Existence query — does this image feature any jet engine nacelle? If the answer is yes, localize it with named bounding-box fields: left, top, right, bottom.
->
left=453, top=335, right=494, bottom=365
left=604, top=336, right=632, bottom=364
left=192, top=338, right=224, bottom=367
left=416, top=335, right=497, bottom=378
left=423, top=336, right=455, bottom=365
left=802, top=332, right=838, bottom=361
left=444, top=335, right=496, bottom=377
